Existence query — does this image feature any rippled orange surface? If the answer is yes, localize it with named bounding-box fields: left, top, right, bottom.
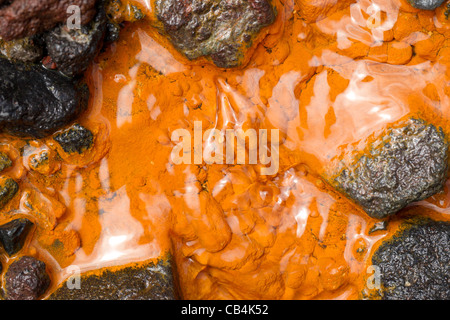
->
left=1, top=0, right=450, bottom=299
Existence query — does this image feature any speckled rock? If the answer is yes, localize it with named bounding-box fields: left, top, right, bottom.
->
left=0, top=176, right=18, bottom=209
left=372, top=219, right=450, bottom=300
left=407, top=0, right=446, bottom=10
left=334, top=119, right=449, bottom=219
left=0, top=36, right=43, bottom=63
left=49, top=257, right=177, bottom=300
left=54, top=124, right=94, bottom=154
left=4, top=256, right=51, bottom=300
left=0, top=152, right=12, bottom=172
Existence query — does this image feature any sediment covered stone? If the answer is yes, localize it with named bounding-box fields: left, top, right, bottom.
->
left=49, top=258, right=177, bottom=300
left=334, top=119, right=449, bottom=219
left=54, top=124, right=94, bottom=154
left=0, top=36, right=43, bottom=63
left=0, top=0, right=97, bottom=41
left=0, top=152, right=12, bottom=172
left=0, top=58, right=89, bottom=138
left=0, top=176, right=18, bottom=209
left=372, top=219, right=450, bottom=300
left=4, top=256, right=51, bottom=300
left=0, top=218, right=34, bottom=256
left=155, top=0, right=276, bottom=68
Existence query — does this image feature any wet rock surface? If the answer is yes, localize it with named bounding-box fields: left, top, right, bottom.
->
left=0, top=58, right=89, bottom=138
left=49, top=258, right=177, bottom=300
left=54, top=124, right=94, bottom=154
left=0, top=218, right=34, bottom=256
left=407, top=0, right=446, bottom=10
left=4, top=256, right=51, bottom=300
left=0, top=0, right=97, bottom=41
left=45, top=8, right=107, bottom=77
left=334, top=119, right=449, bottom=219
left=0, top=176, right=18, bottom=209
left=0, top=152, right=12, bottom=172
left=155, top=0, right=276, bottom=68
left=372, top=219, right=450, bottom=300
left=0, top=36, right=43, bottom=63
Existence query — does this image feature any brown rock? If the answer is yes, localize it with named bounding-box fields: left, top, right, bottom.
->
left=155, top=0, right=276, bottom=68
left=0, top=0, right=97, bottom=41
left=4, top=256, right=51, bottom=300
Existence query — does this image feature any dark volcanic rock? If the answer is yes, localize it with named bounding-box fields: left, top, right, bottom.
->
left=0, top=176, right=18, bottom=210
left=49, top=258, right=177, bottom=300
left=45, top=8, right=107, bottom=77
left=5, top=256, right=51, bottom=300
left=0, top=218, right=34, bottom=256
left=155, top=0, right=276, bottom=68
left=104, top=20, right=121, bottom=43
left=0, top=0, right=97, bottom=41
left=334, top=119, right=449, bottom=219
left=372, top=219, right=450, bottom=300
left=54, top=124, right=94, bottom=154
left=0, top=58, right=89, bottom=138
left=407, top=0, right=446, bottom=10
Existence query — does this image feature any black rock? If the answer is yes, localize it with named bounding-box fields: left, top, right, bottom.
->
left=5, top=256, right=51, bottom=300
left=104, top=20, right=121, bottom=43
left=334, top=119, right=449, bottom=219
left=407, top=0, right=446, bottom=10
left=372, top=219, right=450, bottom=300
left=54, top=124, right=94, bottom=154
left=0, top=58, right=89, bottom=138
left=44, top=8, right=107, bottom=77
left=0, top=218, right=34, bottom=256
left=49, top=257, right=177, bottom=300
left=0, top=176, right=18, bottom=210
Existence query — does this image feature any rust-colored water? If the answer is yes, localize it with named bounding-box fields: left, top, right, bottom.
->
left=1, top=0, right=449, bottom=299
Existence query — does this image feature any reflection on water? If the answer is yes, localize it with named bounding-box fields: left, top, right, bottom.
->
left=1, top=0, right=449, bottom=300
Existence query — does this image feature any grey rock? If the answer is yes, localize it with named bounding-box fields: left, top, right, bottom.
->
left=334, top=119, right=448, bottom=219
